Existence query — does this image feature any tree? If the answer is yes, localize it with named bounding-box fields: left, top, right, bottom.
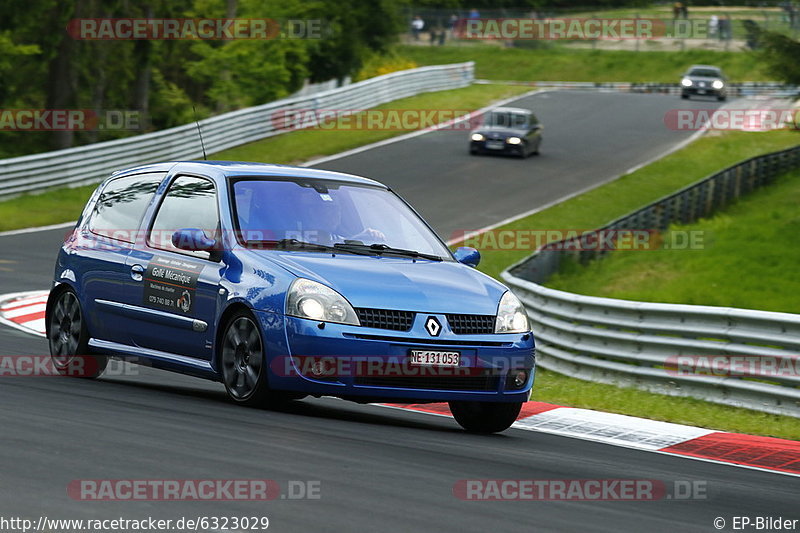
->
left=758, top=32, right=800, bottom=86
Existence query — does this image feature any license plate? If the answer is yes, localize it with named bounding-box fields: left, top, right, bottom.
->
left=409, top=350, right=460, bottom=367
left=697, top=89, right=706, bottom=94
left=485, top=140, right=504, bottom=150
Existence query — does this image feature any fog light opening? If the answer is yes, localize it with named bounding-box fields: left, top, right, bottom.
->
left=513, top=370, right=528, bottom=388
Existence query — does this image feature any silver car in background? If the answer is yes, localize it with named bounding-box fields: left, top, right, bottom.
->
left=681, top=65, right=728, bottom=101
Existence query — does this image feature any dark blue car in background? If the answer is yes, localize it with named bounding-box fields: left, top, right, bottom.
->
left=46, top=161, right=535, bottom=433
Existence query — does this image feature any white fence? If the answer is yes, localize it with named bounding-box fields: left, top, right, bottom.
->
left=0, top=62, right=474, bottom=198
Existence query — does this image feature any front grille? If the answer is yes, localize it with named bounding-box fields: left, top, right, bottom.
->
left=354, top=374, right=500, bottom=392
left=356, top=308, right=415, bottom=331
left=343, top=333, right=510, bottom=347
left=446, top=314, right=495, bottom=334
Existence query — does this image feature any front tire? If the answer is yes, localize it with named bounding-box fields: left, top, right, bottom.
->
left=221, top=311, right=270, bottom=406
left=219, top=311, right=304, bottom=407
left=48, top=289, right=107, bottom=378
left=449, top=401, right=523, bottom=433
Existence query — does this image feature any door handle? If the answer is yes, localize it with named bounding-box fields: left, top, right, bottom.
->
left=130, top=264, right=145, bottom=282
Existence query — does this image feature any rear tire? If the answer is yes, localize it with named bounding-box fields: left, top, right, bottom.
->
left=449, top=401, right=523, bottom=433
left=47, top=288, right=107, bottom=378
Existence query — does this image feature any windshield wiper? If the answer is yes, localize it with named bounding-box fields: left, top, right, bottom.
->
left=245, top=239, right=373, bottom=255
left=333, top=242, right=443, bottom=261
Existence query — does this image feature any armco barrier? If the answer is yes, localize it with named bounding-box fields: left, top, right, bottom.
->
left=502, top=145, right=800, bottom=417
left=0, top=62, right=474, bottom=198
left=475, top=79, right=800, bottom=97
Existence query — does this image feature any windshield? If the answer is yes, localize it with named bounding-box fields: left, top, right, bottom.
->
left=485, top=111, right=529, bottom=129
left=688, top=68, right=721, bottom=78
left=231, top=178, right=451, bottom=259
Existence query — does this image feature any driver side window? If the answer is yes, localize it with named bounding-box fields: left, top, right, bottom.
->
left=148, top=175, right=219, bottom=259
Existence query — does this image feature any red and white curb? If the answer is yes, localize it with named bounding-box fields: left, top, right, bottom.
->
left=0, top=290, right=48, bottom=337
left=384, top=402, right=800, bottom=477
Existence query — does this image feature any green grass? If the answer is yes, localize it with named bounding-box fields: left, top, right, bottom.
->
left=0, top=83, right=531, bottom=232
left=533, top=369, right=800, bottom=440
left=474, top=129, right=800, bottom=281
left=401, top=45, right=770, bottom=82
left=546, top=168, right=800, bottom=313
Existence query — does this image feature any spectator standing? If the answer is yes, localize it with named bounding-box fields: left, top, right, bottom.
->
left=411, top=16, right=424, bottom=41
left=720, top=14, right=732, bottom=40
left=448, top=13, right=459, bottom=38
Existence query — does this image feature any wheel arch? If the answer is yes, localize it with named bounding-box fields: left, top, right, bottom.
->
left=44, top=282, right=78, bottom=338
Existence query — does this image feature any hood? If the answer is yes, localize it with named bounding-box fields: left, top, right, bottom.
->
left=258, top=251, right=507, bottom=315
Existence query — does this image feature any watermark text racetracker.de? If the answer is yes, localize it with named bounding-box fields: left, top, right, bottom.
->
left=0, top=110, right=142, bottom=131
left=0, top=355, right=135, bottom=377
left=67, top=18, right=325, bottom=40
left=453, top=479, right=708, bottom=501
left=450, top=228, right=707, bottom=251
left=666, top=355, right=800, bottom=379
left=453, top=17, right=732, bottom=40
left=66, top=228, right=708, bottom=253
left=68, top=479, right=321, bottom=501
left=270, top=108, right=481, bottom=132
left=0, top=516, right=271, bottom=532
left=665, top=109, right=800, bottom=132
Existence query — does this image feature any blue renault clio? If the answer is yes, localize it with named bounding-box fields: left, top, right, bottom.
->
left=46, top=162, right=535, bottom=433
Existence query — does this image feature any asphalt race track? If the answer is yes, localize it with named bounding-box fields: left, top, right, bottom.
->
left=2, top=91, right=796, bottom=532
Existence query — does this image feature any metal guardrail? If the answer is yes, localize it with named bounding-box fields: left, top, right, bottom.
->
left=502, top=145, right=800, bottom=417
left=0, top=62, right=474, bottom=198
left=476, top=79, right=800, bottom=97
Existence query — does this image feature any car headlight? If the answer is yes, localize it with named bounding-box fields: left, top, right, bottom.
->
left=286, top=278, right=359, bottom=325
left=495, top=291, right=529, bottom=334
left=681, top=78, right=693, bottom=87
left=471, top=133, right=485, bottom=142
left=712, top=80, right=724, bottom=89
left=506, top=137, right=522, bottom=145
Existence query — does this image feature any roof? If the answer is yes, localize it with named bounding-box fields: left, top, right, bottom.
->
left=490, top=107, right=532, bottom=115
left=687, top=64, right=722, bottom=71
left=110, top=161, right=386, bottom=188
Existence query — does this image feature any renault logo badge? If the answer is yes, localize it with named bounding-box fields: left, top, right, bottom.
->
left=425, top=316, right=441, bottom=337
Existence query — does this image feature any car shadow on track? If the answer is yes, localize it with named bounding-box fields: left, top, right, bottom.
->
left=98, top=373, right=476, bottom=435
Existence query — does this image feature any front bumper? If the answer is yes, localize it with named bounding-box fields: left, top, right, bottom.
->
left=257, top=311, right=535, bottom=403
left=470, top=140, right=525, bottom=156
left=682, top=86, right=724, bottom=97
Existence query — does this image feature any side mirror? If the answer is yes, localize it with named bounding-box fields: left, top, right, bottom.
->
left=453, top=246, right=480, bottom=268
left=172, top=228, right=216, bottom=252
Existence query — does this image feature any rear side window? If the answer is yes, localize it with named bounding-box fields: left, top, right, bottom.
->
left=148, top=175, right=219, bottom=259
left=88, top=173, right=164, bottom=243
